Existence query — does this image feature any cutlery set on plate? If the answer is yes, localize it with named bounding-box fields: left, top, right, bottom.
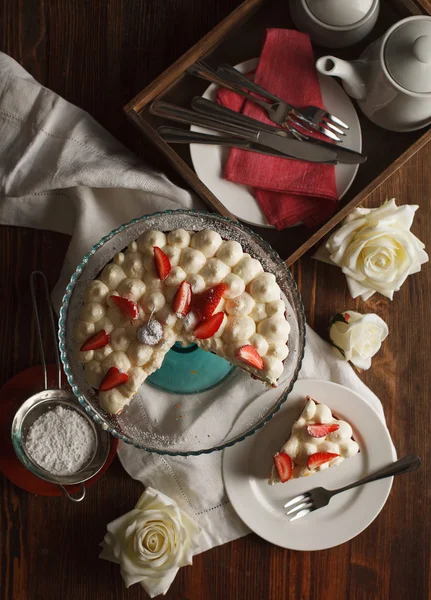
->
left=150, top=61, right=367, bottom=165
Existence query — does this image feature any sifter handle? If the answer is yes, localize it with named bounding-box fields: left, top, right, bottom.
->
left=30, top=271, right=62, bottom=390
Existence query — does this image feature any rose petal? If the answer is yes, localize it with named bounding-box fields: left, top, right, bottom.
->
left=135, top=488, right=175, bottom=511
left=107, top=510, right=142, bottom=537
left=343, top=205, right=372, bottom=223
left=345, top=276, right=375, bottom=300
left=343, top=310, right=363, bottom=323
left=360, top=314, right=389, bottom=340
left=327, top=218, right=368, bottom=266
left=121, top=570, right=152, bottom=588
left=99, top=538, right=120, bottom=564
left=329, top=325, right=353, bottom=361
left=139, top=568, right=180, bottom=598
left=371, top=200, right=417, bottom=230
left=350, top=353, right=372, bottom=370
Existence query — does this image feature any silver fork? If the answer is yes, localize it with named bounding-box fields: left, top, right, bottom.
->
left=284, top=454, right=421, bottom=522
left=188, top=61, right=335, bottom=142
left=190, top=96, right=307, bottom=142
left=217, top=63, right=349, bottom=142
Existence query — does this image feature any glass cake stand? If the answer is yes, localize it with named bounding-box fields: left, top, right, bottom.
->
left=59, top=210, right=306, bottom=456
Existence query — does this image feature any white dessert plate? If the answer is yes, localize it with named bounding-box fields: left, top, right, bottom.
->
left=222, top=379, right=396, bottom=551
left=190, top=59, right=362, bottom=228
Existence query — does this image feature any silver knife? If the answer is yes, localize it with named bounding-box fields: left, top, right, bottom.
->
left=157, top=126, right=298, bottom=158
left=191, top=97, right=366, bottom=164
left=150, top=101, right=366, bottom=165
left=256, top=130, right=364, bottom=164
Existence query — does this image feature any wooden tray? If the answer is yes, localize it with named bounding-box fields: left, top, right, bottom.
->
left=124, top=0, right=431, bottom=267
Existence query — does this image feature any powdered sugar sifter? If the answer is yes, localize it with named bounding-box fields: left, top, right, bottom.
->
left=11, top=271, right=111, bottom=502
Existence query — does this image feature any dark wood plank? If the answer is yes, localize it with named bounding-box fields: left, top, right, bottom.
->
left=124, top=0, right=263, bottom=114
left=0, top=1, right=430, bottom=600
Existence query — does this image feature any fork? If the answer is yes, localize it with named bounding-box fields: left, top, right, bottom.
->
left=284, top=454, right=421, bottom=521
left=187, top=61, right=332, bottom=142
left=190, top=96, right=306, bottom=142
left=217, top=63, right=349, bottom=142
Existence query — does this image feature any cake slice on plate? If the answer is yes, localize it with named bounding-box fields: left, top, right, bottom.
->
left=269, top=396, right=359, bottom=484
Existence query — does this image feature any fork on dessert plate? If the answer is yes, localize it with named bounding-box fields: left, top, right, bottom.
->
left=284, top=454, right=421, bottom=521
left=223, top=380, right=413, bottom=551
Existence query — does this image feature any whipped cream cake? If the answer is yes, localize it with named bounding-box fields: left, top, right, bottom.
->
left=269, top=396, right=359, bottom=484
left=74, top=228, right=290, bottom=414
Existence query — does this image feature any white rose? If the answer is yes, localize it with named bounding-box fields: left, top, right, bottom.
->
left=99, top=487, right=201, bottom=597
left=325, top=199, right=428, bottom=300
left=329, top=310, right=388, bottom=370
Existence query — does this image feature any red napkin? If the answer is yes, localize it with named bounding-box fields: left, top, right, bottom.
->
left=217, top=29, right=338, bottom=229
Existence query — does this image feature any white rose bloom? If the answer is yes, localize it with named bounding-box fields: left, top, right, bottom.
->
left=325, top=199, right=428, bottom=300
left=329, top=310, right=388, bottom=370
left=99, top=487, right=201, bottom=597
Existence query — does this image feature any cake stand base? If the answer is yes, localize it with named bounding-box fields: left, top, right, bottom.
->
left=147, top=342, right=235, bottom=394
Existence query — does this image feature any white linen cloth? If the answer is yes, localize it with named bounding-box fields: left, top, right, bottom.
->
left=0, top=53, right=392, bottom=559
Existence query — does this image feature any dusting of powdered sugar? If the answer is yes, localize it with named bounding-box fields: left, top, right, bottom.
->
left=25, top=406, right=96, bottom=475
left=137, top=320, right=163, bottom=346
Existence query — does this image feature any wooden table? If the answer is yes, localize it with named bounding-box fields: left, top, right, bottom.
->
left=1, top=2, right=429, bottom=599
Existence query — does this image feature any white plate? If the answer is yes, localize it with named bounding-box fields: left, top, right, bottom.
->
left=222, top=379, right=396, bottom=551
left=190, top=59, right=362, bottom=228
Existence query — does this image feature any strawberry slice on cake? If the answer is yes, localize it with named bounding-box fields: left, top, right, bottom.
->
left=269, top=396, right=359, bottom=484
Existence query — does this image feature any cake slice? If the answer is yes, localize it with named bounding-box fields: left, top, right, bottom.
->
left=269, top=396, right=359, bottom=484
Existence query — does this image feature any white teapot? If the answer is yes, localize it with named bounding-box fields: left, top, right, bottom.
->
left=290, top=0, right=379, bottom=48
left=316, top=16, right=431, bottom=132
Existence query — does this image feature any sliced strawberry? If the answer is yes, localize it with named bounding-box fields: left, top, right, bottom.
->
left=154, top=246, right=171, bottom=281
left=194, top=312, right=224, bottom=339
left=173, top=281, right=192, bottom=317
left=111, top=295, right=139, bottom=321
left=306, top=423, right=340, bottom=438
left=307, top=452, right=339, bottom=470
left=273, top=452, right=293, bottom=483
left=193, top=283, right=227, bottom=320
left=80, top=330, right=109, bottom=351
left=99, top=367, right=129, bottom=391
left=235, top=344, right=264, bottom=370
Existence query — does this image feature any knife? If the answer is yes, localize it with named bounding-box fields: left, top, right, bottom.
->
left=157, top=126, right=297, bottom=158
left=255, top=130, right=365, bottom=164
left=150, top=101, right=366, bottom=165
left=191, top=97, right=366, bottom=164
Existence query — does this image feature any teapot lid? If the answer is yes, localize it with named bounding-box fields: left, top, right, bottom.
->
left=306, top=0, right=374, bottom=27
left=385, top=17, right=431, bottom=94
